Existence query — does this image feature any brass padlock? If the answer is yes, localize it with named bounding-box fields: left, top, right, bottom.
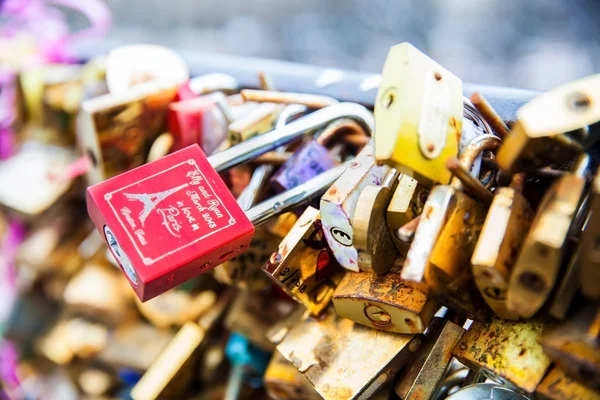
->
left=453, top=318, right=552, bottom=394
left=543, top=304, right=600, bottom=391
left=276, top=305, right=422, bottom=400
left=580, top=168, right=600, bottom=300
left=332, top=263, right=437, bottom=334
left=77, top=79, right=178, bottom=185
left=134, top=289, right=216, bottom=328
left=536, top=366, right=600, bottom=400
left=394, top=316, right=465, bottom=400
left=507, top=154, right=589, bottom=318
left=404, top=134, right=501, bottom=320
left=263, top=206, right=344, bottom=316
left=471, top=173, right=533, bottom=320
left=352, top=168, right=400, bottom=273
left=497, top=74, right=600, bottom=175
left=375, top=42, right=463, bottom=186
left=320, top=140, right=389, bottom=271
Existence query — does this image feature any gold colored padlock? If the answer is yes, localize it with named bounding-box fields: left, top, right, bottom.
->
left=332, top=264, right=437, bottom=334
left=497, top=74, right=600, bottom=175
left=375, top=42, right=463, bottom=186
left=507, top=154, right=589, bottom=318
left=352, top=168, right=400, bottom=273
left=471, top=173, right=533, bottom=320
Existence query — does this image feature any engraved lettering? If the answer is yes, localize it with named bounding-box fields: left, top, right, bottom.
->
left=156, top=206, right=183, bottom=237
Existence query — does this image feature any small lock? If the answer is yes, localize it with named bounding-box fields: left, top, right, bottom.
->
left=471, top=173, right=533, bottom=320
left=271, top=118, right=368, bottom=192
left=276, top=305, right=422, bottom=400
left=453, top=318, right=552, bottom=394
left=78, top=80, right=179, bottom=185
left=394, top=317, right=465, bottom=400
left=375, top=42, right=463, bottom=186
left=320, top=140, right=390, bottom=272
left=87, top=103, right=374, bottom=301
left=446, top=383, right=530, bottom=400
left=497, top=74, right=600, bottom=175
left=168, top=92, right=230, bottom=154
left=507, top=154, right=589, bottom=319
left=131, top=322, right=205, bottom=400
left=352, top=168, right=401, bottom=273
left=332, top=263, right=438, bottom=334
left=263, top=206, right=344, bottom=316
left=403, top=134, right=501, bottom=320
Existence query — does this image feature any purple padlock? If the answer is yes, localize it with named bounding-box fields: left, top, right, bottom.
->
left=270, top=118, right=368, bottom=192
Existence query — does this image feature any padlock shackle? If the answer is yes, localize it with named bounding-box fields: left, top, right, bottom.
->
left=246, top=162, right=349, bottom=227
left=452, top=134, right=501, bottom=191
left=208, top=103, right=374, bottom=172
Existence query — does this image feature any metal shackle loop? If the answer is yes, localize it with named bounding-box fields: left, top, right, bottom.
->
left=452, top=134, right=502, bottom=190
left=208, top=102, right=374, bottom=172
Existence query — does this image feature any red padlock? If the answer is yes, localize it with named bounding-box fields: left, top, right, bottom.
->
left=87, top=145, right=254, bottom=301
left=87, top=103, right=374, bottom=301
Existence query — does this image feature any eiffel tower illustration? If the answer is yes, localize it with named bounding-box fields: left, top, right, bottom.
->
left=124, top=183, right=188, bottom=226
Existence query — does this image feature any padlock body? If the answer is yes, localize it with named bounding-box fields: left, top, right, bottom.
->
left=497, top=74, right=600, bottom=175
left=271, top=140, right=336, bottom=192
left=320, top=141, right=389, bottom=271
left=426, top=191, right=491, bottom=320
left=507, top=173, right=585, bottom=318
left=87, top=144, right=254, bottom=301
left=168, top=94, right=226, bottom=152
left=332, top=264, right=437, bottom=334
left=471, top=187, right=533, bottom=320
left=375, top=42, right=462, bottom=185
left=78, top=81, right=178, bottom=185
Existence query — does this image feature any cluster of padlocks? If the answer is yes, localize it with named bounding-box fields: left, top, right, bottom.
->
left=1, top=41, right=599, bottom=400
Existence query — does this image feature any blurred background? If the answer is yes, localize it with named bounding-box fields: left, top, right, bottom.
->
left=64, top=0, right=600, bottom=91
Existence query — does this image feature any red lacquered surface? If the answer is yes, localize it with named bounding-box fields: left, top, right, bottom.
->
left=87, top=144, right=254, bottom=301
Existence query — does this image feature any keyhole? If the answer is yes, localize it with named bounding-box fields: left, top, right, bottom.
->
left=567, top=92, right=591, bottom=112
left=380, top=88, right=397, bottom=109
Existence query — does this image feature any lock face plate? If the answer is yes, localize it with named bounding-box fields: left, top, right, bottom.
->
left=87, top=144, right=254, bottom=301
